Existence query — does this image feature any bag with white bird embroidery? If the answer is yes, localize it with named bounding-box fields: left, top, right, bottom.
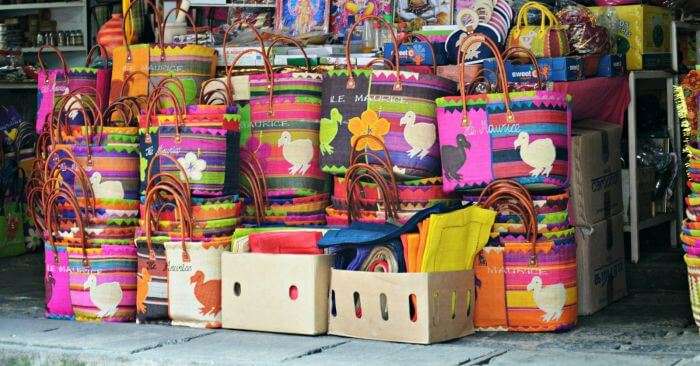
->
left=319, top=15, right=456, bottom=180
left=473, top=180, right=577, bottom=332
left=436, top=35, right=571, bottom=192
left=231, top=42, right=327, bottom=199
left=138, top=78, right=241, bottom=198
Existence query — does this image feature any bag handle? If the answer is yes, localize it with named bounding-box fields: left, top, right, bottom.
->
left=228, top=48, right=275, bottom=117
left=119, top=70, right=155, bottom=98
left=345, top=162, right=399, bottom=224
left=394, top=33, right=438, bottom=74
left=347, top=134, right=398, bottom=192
left=142, top=86, right=185, bottom=143
left=265, top=34, right=313, bottom=73
left=37, top=44, right=70, bottom=82
left=45, top=188, right=88, bottom=266
left=146, top=151, right=193, bottom=204
left=103, top=100, right=139, bottom=127
left=199, top=78, right=233, bottom=106
left=240, top=152, right=268, bottom=225
left=515, top=2, right=561, bottom=32
left=154, top=77, right=188, bottom=111
left=361, top=58, right=396, bottom=70
left=502, top=46, right=544, bottom=90
left=27, top=186, right=46, bottom=233
left=458, top=33, right=513, bottom=127
left=46, top=159, right=97, bottom=219
left=479, top=179, right=538, bottom=264
left=122, top=0, right=162, bottom=62
left=143, top=182, right=192, bottom=262
left=344, top=15, right=402, bottom=91
left=85, top=44, right=108, bottom=67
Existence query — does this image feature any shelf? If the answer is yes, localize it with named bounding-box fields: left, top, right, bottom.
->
left=21, top=45, right=86, bottom=53
left=189, top=2, right=275, bottom=7
left=0, top=1, right=84, bottom=10
left=623, top=213, right=675, bottom=232
left=0, top=82, right=36, bottom=89
left=630, top=70, right=675, bottom=79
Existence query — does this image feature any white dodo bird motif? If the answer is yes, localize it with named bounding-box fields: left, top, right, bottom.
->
left=527, top=276, right=566, bottom=322
left=513, top=132, right=556, bottom=177
left=400, top=111, right=436, bottom=159
left=278, top=131, right=313, bottom=175
left=90, top=172, right=125, bottom=199
left=84, top=274, right=123, bottom=318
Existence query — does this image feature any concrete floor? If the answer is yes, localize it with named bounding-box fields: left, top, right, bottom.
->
left=1, top=253, right=699, bottom=366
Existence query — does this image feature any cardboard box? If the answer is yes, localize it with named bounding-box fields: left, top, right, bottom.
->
left=576, top=213, right=627, bottom=315
left=589, top=5, right=672, bottom=70
left=571, top=120, right=623, bottom=226
left=483, top=56, right=584, bottom=83
left=221, top=253, right=331, bottom=335
left=597, top=54, right=626, bottom=77
left=328, top=269, right=474, bottom=344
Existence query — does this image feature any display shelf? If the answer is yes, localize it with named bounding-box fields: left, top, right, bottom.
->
left=671, top=21, right=700, bottom=73
left=189, top=2, right=274, bottom=7
left=0, top=82, right=36, bottom=89
left=624, top=213, right=676, bottom=232
left=21, top=45, right=86, bottom=53
left=626, top=70, right=681, bottom=264
left=0, top=1, right=84, bottom=10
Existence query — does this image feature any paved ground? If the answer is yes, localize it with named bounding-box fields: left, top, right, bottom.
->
left=1, top=253, right=699, bottom=366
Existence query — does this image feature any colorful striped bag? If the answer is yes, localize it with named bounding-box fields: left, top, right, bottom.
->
left=36, top=45, right=69, bottom=133
left=472, top=180, right=577, bottom=332
left=134, top=174, right=193, bottom=324
left=436, top=36, right=571, bottom=192
left=147, top=8, right=217, bottom=106
left=139, top=80, right=240, bottom=197
left=43, top=188, right=81, bottom=319
left=231, top=45, right=327, bottom=198
left=319, top=16, right=456, bottom=179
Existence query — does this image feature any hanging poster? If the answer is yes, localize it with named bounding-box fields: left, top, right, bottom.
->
left=276, top=0, right=331, bottom=37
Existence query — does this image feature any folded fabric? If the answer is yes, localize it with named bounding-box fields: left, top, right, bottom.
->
left=420, top=205, right=496, bottom=272
left=328, top=242, right=405, bottom=273
left=248, top=231, right=323, bottom=254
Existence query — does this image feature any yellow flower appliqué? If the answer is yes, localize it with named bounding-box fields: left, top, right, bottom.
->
left=348, top=109, right=391, bottom=151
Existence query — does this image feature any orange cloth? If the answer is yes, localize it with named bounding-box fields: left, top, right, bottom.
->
left=109, top=44, right=149, bottom=102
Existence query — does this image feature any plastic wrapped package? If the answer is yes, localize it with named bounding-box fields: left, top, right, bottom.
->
left=556, top=0, right=610, bottom=54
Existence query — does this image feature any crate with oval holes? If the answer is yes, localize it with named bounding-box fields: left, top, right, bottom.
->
left=221, top=252, right=332, bottom=335
left=328, top=269, right=475, bottom=344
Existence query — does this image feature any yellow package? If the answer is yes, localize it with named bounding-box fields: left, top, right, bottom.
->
left=420, top=206, right=496, bottom=273
left=589, top=5, right=672, bottom=70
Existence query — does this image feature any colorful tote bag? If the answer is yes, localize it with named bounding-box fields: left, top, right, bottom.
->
left=436, top=36, right=571, bottom=192
left=472, top=179, right=577, bottom=332
left=134, top=182, right=191, bottom=324
left=147, top=8, right=217, bottom=106
left=473, top=247, right=507, bottom=330
left=67, top=45, right=112, bottom=113
left=43, top=189, right=84, bottom=319
left=164, top=238, right=229, bottom=328
left=36, top=45, right=70, bottom=133
left=319, top=16, right=456, bottom=179
left=506, top=1, right=569, bottom=58
left=68, top=244, right=137, bottom=322
left=109, top=0, right=160, bottom=103
left=232, top=48, right=327, bottom=198
left=0, top=164, right=25, bottom=257
left=142, top=79, right=241, bottom=197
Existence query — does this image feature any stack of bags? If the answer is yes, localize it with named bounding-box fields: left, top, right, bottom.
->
left=318, top=23, right=460, bottom=226
left=676, top=82, right=700, bottom=331
left=133, top=78, right=240, bottom=328
left=38, top=92, right=141, bottom=322
left=229, top=38, right=330, bottom=226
